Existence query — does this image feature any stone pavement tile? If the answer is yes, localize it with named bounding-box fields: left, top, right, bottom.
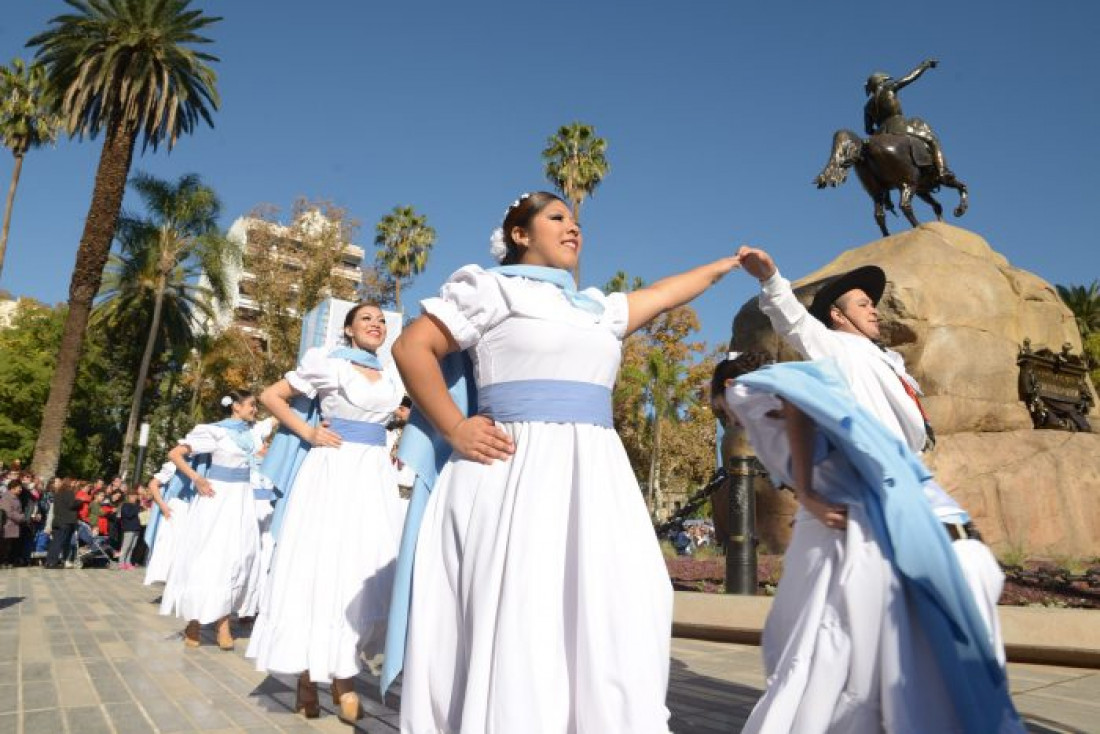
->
left=21, top=680, right=56, bottom=712
left=176, top=695, right=234, bottom=730
left=0, top=712, right=15, bottom=734
left=24, top=707, right=64, bottom=734
left=1017, top=694, right=1098, bottom=734
left=0, top=685, right=16, bottom=716
left=57, top=674, right=100, bottom=708
left=62, top=705, right=114, bottom=734
left=88, top=667, right=132, bottom=704
left=104, top=701, right=158, bottom=734
left=135, top=696, right=196, bottom=733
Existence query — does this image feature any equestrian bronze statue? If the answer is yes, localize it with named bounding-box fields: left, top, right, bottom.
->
left=815, top=59, right=968, bottom=236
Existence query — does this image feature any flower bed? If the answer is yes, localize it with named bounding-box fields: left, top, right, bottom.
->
left=665, top=555, right=1100, bottom=609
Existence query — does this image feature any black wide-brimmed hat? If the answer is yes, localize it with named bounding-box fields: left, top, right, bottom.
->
left=808, top=265, right=886, bottom=326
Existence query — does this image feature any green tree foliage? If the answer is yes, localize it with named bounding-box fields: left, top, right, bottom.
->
left=1056, top=280, right=1100, bottom=387
left=374, top=205, right=435, bottom=312
left=0, top=57, right=61, bottom=278
left=0, top=299, right=127, bottom=478
left=27, top=0, right=221, bottom=478
left=97, top=171, right=236, bottom=478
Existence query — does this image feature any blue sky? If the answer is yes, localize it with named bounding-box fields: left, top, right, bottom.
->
left=1, top=0, right=1097, bottom=350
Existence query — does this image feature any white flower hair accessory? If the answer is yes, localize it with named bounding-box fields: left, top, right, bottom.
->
left=503, top=192, right=533, bottom=216
left=727, top=351, right=742, bottom=361
left=489, top=227, right=509, bottom=263
left=220, top=395, right=233, bottom=408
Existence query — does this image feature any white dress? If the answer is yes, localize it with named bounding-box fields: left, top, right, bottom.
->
left=246, top=348, right=405, bottom=683
left=159, top=424, right=262, bottom=624
left=729, top=384, right=1020, bottom=734
left=143, top=461, right=187, bottom=586
left=401, top=266, right=673, bottom=734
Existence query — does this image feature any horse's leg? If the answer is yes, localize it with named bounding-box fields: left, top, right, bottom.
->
left=874, top=194, right=889, bottom=236
left=940, top=174, right=969, bottom=218
left=899, top=184, right=920, bottom=228
left=917, top=191, right=944, bottom=221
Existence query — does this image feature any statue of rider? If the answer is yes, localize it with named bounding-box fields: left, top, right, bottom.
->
left=864, top=59, right=954, bottom=181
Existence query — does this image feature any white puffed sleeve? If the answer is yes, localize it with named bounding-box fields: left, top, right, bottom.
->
left=252, top=417, right=276, bottom=443
left=179, top=424, right=221, bottom=455
left=152, top=461, right=176, bottom=484
left=420, top=265, right=511, bottom=349
left=285, top=347, right=338, bottom=399
left=582, top=288, right=630, bottom=340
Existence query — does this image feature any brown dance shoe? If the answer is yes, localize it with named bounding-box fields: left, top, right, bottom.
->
left=183, top=620, right=201, bottom=648
left=331, top=678, right=362, bottom=725
left=215, top=617, right=234, bottom=651
left=295, top=672, right=320, bottom=719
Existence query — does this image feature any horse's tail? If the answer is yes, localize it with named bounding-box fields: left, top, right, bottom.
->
left=814, top=129, right=862, bottom=188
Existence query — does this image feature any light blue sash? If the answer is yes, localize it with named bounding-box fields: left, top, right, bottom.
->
left=206, top=465, right=250, bottom=483
left=327, top=416, right=387, bottom=445
left=736, top=360, right=1021, bottom=732
left=381, top=370, right=611, bottom=694
left=478, top=380, right=613, bottom=428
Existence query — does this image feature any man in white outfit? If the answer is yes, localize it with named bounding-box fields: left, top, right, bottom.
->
left=737, top=246, right=1007, bottom=666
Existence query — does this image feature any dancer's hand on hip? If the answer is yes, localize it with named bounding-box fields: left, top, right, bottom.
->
left=447, top=415, right=515, bottom=464
left=309, top=421, right=343, bottom=448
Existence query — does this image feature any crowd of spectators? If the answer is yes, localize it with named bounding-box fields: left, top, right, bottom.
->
left=0, top=459, right=155, bottom=570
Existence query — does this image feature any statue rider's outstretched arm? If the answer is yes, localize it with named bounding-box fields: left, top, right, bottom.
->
left=893, top=58, right=938, bottom=91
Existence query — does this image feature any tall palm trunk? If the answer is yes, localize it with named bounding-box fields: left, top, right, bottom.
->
left=31, top=122, right=137, bottom=479
left=0, top=151, right=25, bottom=279
left=394, top=277, right=402, bottom=313
left=647, top=412, right=662, bottom=516
left=570, top=198, right=582, bottom=286
left=118, top=264, right=169, bottom=479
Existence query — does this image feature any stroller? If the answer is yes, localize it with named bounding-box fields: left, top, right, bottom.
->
left=73, top=521, right=116, bottom=568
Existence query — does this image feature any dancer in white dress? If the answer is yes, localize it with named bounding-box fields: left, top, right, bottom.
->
left=246, top=302, right=405, bottom=724
left=711, top=354, right=1023, bottom=733
left=142, top=461, right=187, bottom=585
left=159, top=390, right=264, bottom=651
left=390, top=191, right=741, bottom=733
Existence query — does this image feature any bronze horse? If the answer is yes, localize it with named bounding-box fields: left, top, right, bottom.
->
left=815, top=129, right=969, bottom=237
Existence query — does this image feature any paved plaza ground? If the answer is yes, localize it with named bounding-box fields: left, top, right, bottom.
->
left=1, top=567, right=1097, bottom=733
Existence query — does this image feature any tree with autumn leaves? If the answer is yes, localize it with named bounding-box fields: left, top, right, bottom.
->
left=607, top=272, right=720, bottom=519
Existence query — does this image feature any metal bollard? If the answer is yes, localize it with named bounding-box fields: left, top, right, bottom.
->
left=723, top=423, right=758, bottom=595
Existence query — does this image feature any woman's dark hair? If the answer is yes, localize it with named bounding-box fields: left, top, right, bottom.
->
left=222, top=388, right=254, bottom=414
left=499, top=191, right=568, bottom=265
left=709, top=352, right=775, bottom=406
left=343, top=301, right=384, bottom=345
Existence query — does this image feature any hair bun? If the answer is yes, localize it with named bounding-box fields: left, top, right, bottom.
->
left=489, top=228, right=508, bottom=263
left=220, top=395, right=233, bottom=408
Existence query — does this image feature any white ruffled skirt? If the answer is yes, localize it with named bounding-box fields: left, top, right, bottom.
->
left=246, top=442, right=405, bottom=683
left=159, top=477, right=260, bottom=624
left=400, top=422, right=673, bottom=734
left=143, top=498, right=191, bottom=586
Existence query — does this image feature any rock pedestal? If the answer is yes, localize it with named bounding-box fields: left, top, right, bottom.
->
left=732, top=223, right=1099, bottom=557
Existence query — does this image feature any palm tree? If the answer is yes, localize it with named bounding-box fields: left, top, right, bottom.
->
left=644, top=348, right=688, bottom=517
left=542, top=122, right=609, bottom=283
left=0, top=57, right=61, bottom=279
left=27, top=0, right=221, bottom=478
left=374, top=205, right=435, bottom=312
left=97, top=172, right=235, bottom=479
left=1056, top=281, right=1100, bottom=339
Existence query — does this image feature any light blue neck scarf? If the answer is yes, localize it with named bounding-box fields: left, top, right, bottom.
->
left=214, top=418, right=257, bottom=460
left=491, top=264, right=604, bottom=316
left=329, top=347, right=383, bottom=370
